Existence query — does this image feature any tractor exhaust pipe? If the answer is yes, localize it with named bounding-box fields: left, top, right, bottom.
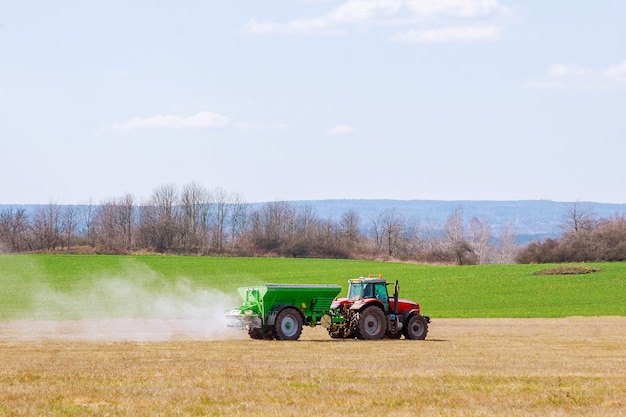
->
left=393, top=280, right=399, bottom=315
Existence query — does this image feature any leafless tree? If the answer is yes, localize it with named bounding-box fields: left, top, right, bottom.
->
left=30, top=203, right=62, bottom=251
left=209, top=187, right=231, bottom=253
left=119, top=193, right=135, bottom=251
left=444, top=207, right=475, bottom=265
left=561, top=201, right=596, bottom=234
left=496, top=224, right=519, bottom=264
left=339, top=209, right=361, bottom=252
left=180, top=182, right=210, bottom=252
left=228, top=191, right=248, bottom=251
left=249, top=201, right=296, bottom=253
left=469, top=216, right=492, bottom=264
left=138, top=184, right=179, bottom=252
left=60, top=206, right=79, bottom=250
left=79, top=200, right=97, bottom=247
left=93, top=194, right=135, bottom=253
left=373, top=209, right=406, bottom=258
left=0, top=208, right=29, bottom=252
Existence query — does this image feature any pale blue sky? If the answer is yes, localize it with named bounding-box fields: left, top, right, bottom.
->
left=1, top=1, right=625, bottom=204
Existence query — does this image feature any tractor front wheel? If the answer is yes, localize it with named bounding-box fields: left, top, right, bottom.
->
left=274, top=308, right=303, bottom=340
left=403, top=314, right=428, bottom=340
left=357, top=307, right=386, bottom=340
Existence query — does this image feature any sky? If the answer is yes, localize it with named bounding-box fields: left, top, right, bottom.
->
left=1, top=1, right=625, bottom=204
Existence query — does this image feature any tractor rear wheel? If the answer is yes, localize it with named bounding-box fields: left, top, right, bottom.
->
left=357, top=307, right=386, bottom=340
left=274, top=308, right=303, bottom=340
left=403, top=314, right=428, bottom=340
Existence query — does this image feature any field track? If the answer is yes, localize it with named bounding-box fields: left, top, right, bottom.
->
left=1, top=317, right=624, bottom=416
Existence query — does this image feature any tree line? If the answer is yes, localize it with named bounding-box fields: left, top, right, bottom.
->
left=516, top=202, right=626, bottom=263
left=0, top=183, right=520, bottom=264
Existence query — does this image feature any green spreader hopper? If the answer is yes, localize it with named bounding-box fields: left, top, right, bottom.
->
left=226, top=284, right=341, bottom=340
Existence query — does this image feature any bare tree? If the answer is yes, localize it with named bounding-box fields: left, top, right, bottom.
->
left=497, top=223, right=518, bottom=264
left=339, top=209, right=361, bottom=252
left=292, top=204, right=318, bottom=253
left=561, top=202, right=596, bottom=234
left=79, top=200, right=97, bottom=247
left=444, top=207, right=475, bottom=265
left=228, top=191, right=248, bottom=251
left=180, top=182, right=210, bottom=252
left=0, top=208, right=29, bottom=252
left=374, top=209, right=406, bottom=258
left=138, top=184, right=179, bottom=252
left=30, top=203, right=62, bottom=251
left=249, top=201, right=296, bottom=253
left=119, top=193, right=135, bottom=251
left=469, top=216, right=492, bottom=264
left=60, top=206, right=79, bottom=251
left=93, top=194, right=134, bottom=253
left=209, top=187, right=230, bottom=253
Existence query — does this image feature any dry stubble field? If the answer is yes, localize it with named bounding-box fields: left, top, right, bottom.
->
left=1, top=317, right=625, bottom=416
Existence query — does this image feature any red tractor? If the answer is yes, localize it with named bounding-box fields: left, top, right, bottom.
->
left=323, top=276, right=430, bottom=340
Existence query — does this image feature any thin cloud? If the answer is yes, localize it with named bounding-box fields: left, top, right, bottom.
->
left=235, top=122, right=290, bottom=131
left=245, top=16, right=345, bottom=36
left=605, top=60, right=626, bottom=80
left=244, top=0, right=511, bottom=42
left=330, top=124, right=355, bottom=135
left=392, top=25, right=500, bottom=43
left=525, top=60, right=626, bottom=89
left=108, top=111, right=230, bottom=133
left=547, top=64, right=592, bottom=78
left=405, top=0, right=503, bottom=18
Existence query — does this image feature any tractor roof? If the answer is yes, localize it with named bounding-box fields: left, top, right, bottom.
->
left=349, top=277, right=387, bottom=285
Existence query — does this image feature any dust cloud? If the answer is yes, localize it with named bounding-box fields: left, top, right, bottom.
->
left=3, top=265, right=244, bottom=342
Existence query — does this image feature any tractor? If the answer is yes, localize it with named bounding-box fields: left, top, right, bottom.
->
left=322, top=276, right=430, bottom=340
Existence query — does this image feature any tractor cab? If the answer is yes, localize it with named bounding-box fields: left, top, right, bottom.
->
left=347, top=277, right=391, bottom=309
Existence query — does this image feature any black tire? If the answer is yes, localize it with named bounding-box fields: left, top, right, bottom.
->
left=274, top=308, right=303, bottom=340
left=403, top=314, right=428, bottom=340
left=248, top=326, right=274, bottom=340
left=248, top=327, right=264, bottom=339
left=357, top=307, right=386, bottom=340
left=386, top=330, right=402, bottom=339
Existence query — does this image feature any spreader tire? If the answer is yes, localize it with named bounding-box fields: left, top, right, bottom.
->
left=248, top=328, right=264, bottom=339
left=357, top=306, right=386, bottom=340
left=274, top=308, right=303, bottom=341
left=248, top=327, right=274, bottom=340
left=403, top=314, right=428, bottom=340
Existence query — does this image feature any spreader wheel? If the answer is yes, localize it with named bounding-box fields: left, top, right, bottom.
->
left=248, top=327, right=274, bottom=340
left=274, top=308, right=303, bottom=341
left=403, top=314, right=428, bottom=340
left=248, top=328, right=264, bottom=339
left=357, top=306, right=386, bottom=340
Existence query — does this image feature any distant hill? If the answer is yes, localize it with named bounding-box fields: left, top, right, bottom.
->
left=4, top=200, right=626, bottom=245
left=285, top=199, right=626, bottom=243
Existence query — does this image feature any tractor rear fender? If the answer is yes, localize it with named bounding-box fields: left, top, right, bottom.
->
left=267, top=304, right=305, bottom=326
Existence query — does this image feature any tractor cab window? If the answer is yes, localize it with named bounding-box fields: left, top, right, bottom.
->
left=348, top=283, right=363, bottom=300
left=374, top=283, right=388, bottom=303
left=348, top=281, right=389, bottom=302
left=363, top=283, right=374, bottom=298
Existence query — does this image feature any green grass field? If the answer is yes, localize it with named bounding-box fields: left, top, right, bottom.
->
left=1, top=254, right=624, bottom=320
